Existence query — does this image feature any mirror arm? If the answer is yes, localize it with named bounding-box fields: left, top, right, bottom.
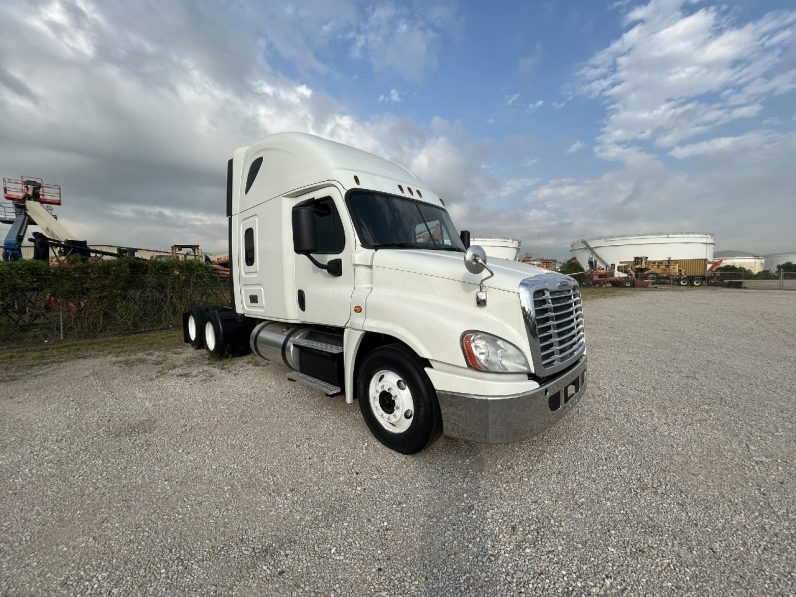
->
left=475, top=257, right=494, bottom=307
left=303, top=253, right=342, bottom=277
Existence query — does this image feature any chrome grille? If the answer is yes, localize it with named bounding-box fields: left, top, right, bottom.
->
left=520, top=274, right=585, bottom=377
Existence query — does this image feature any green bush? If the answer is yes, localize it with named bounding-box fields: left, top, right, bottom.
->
left=0, top=258, right=230, bottom=344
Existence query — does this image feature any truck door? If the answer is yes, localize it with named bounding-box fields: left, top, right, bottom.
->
left=292, top=187, right=354, bottom=327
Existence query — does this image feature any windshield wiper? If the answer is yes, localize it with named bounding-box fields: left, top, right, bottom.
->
left=370, top=242, right=422, bottom=249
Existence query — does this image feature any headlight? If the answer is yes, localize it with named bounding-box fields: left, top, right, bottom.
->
left=461, top=331, right=530, bottom=373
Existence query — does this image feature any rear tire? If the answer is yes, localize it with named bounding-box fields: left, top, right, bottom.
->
left=679, top=278, right=689, bottom=286
left=204, top=318, right=226, bottom=358
left=692, top=278, right=703, bottom=287
left=357, top=345, right=442, bottom=454
left=187, top=308, right=205, bottom=349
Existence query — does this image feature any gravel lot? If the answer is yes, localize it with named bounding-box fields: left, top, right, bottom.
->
left=1, top=289, right=794, bottom=595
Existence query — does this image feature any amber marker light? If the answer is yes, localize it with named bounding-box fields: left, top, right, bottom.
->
left=353, top=306, right=363, bottom=313
left=461, top=333, right=482, bottom=369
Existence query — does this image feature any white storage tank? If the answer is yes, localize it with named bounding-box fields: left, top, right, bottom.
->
left=472, top=237, right=521, bottom=261
left=764, top=253, right=796, bottom=271
left=715, top=255, right=765, bottom=274
left=569, top=233, right=715, bottom=269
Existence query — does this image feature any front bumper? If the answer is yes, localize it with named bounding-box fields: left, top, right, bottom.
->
left=436, top=356, right=587, bottom=443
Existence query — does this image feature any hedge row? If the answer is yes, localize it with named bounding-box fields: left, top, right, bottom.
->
left=0, top=258, right=230, bottom=344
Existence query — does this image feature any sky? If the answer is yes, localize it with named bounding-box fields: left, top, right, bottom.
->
left=1, top=0, right=795, bottom=259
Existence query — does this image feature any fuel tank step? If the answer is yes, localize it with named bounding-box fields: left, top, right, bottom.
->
left=290, top=336, right=344, bottom=354
left=287, top=371, right=342, bottom=396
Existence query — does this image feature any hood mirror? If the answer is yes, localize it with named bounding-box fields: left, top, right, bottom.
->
left=464, top=245, right=487, bottom=274
left=464, top=245, right=494, bottom=307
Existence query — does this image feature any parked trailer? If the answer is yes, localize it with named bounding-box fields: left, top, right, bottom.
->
left=182, top=132, right=588, bottom=454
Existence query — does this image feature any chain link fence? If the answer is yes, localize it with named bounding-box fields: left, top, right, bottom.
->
left=0, top=260, right=230, bottom=345
left=716, top=270, right=796, bottom=290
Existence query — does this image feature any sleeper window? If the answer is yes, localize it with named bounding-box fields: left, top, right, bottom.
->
left=244, top=227, right=255, bottom=266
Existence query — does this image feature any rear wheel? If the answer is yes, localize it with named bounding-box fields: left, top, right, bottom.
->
left=692, top=278, right=703, bottom=287
left=204, top=318, right=226, bottom=357
left=679, top=278, right=689, bottom=286
left=187, top=308, right=205, bottom=349
left=357, top=345, right=442, bottom=454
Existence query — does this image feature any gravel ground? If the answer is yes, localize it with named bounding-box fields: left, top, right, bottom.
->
left=1, top=289, right=794, bottom=595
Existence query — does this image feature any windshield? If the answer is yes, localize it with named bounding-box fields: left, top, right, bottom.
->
left=347, top=191, right=465, bottom=251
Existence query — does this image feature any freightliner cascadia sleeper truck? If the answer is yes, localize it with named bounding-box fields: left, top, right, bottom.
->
left=183, top=133, right=587, bottom=453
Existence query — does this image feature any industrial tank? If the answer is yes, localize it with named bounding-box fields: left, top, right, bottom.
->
left=716, top=256, right=765, bottom=274
left=764, top=253, right=796, bottom=271
left=472, top=237, right=521, bottom=261
left=569, top=233, right=715, bottom=269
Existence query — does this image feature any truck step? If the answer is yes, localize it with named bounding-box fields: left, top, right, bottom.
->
left=290, top=337, right=344, bottom=354
left=287, top=371, right=342, bottom=396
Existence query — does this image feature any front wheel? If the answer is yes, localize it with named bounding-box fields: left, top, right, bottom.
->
left=357, top=345, right=442, bottom=454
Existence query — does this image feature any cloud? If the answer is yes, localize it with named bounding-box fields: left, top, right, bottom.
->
left=566, top=140, right=586, bottom=154
left=378, top=89, right=402, bottom=103
left=526, top=100, right=544, bottom=113
left=495, top=178, right=541, bottom=198
left=669, top=131, right=795, bottom=159
left=346, top=2, right=459, bottom=81
left=1, top=0, right=795, bottom=261
left=579, top=0, right=796, bottom=158
left=0, top=0, right=442, bottom=252
left=504, top=93, right=520, bottom=106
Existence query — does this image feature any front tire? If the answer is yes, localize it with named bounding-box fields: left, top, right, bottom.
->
left=357, top=345, right=442, bottom=454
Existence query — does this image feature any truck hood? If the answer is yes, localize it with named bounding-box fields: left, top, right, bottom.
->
left=371, top=249, right=552, bottom=292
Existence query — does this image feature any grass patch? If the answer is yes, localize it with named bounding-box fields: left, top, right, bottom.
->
left=0, top=329, right=184, bottom=382
left=580, top=286, right=635, bottom=300
left=580, top=285, right=695, bottom=300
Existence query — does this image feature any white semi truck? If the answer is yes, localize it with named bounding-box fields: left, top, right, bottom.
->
left=183, top=133, right=586, bottom=453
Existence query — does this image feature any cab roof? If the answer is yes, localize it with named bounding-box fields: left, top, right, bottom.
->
left=236, top=132, right=442, bottom=210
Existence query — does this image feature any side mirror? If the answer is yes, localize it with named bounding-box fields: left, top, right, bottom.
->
left=460, top=230, right=471, bottom=249
left=464, top=245, right=487, bottom=274
left=292, top=205, right=317, bottom=254
left=292, top=202, right=343, bottom=277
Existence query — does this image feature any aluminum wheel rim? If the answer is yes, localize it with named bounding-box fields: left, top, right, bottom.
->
left=205, top=321, right=216, bottom=351
left=188, top=315, right=197, bottom=340
left=368, top=369, right=414, bottom=433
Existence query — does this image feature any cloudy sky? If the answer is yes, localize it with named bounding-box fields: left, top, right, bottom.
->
left=1, top=0, right=794, bottom=258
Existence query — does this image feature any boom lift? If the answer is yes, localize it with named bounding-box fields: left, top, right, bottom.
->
left=579, top=238, right=612, bottom=271
left=2, top=177, right=88, bottom=261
